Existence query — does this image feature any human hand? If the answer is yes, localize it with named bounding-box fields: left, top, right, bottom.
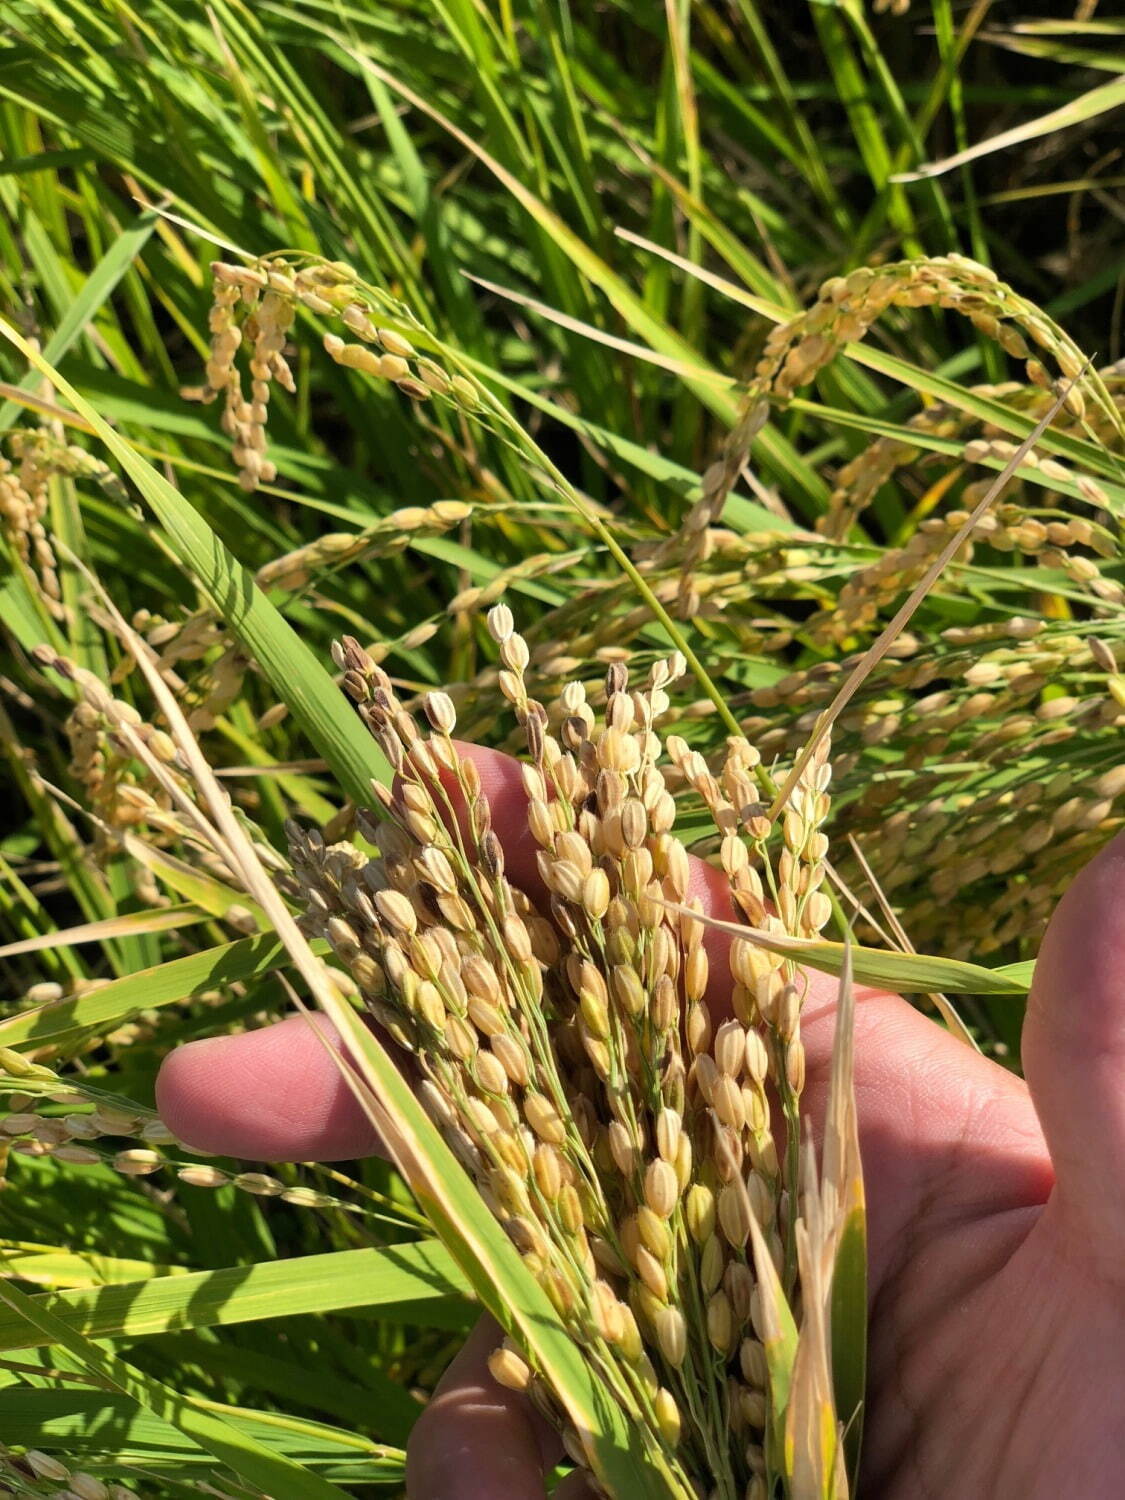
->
left=156, top=745, right=1125, bottom=1500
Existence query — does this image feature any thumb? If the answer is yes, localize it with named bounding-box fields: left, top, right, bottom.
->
left=1023, top=828, right=1125, bottom=1263
left=405, top=1317, right=561, bottom=1499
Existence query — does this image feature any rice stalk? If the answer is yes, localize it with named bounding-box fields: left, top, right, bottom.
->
left=12, top=570, right=867, bottom=1496
left=191, top=249, right=1124, bottom=976
left=285, top=611, right=858, bottom=1498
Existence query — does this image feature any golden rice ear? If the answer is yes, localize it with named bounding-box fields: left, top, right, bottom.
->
left=201, top=258, right=467, bottom=493
left=766, top=371, right=1081, bottom=827
left=276, top=595, right=863, bottom=1498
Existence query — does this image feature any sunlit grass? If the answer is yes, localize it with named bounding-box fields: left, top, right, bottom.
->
left=0, top=3, right=1121, bottom=1494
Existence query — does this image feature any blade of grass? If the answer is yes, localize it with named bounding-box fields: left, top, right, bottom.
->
left=0, top=1381, right=403, bottom=1483
left=842, top=835, right=977, bottom=1051
left=0, top=1279, right=356, bottom=1499
left=0, top=1245, right=190, bottom=1290
left=0, top=208, right=159, bottom=432
left=665, top=902, right=1031, bottom=995
left=897, top=75, right=1125, bottom=181
left=0, top=905, right=207, bottom=960
left=0, top=1243, right=468, bottom=1350
left=0, top=932, right=311, bottom=1049
left=744, top=1144, right=799, bottom=1474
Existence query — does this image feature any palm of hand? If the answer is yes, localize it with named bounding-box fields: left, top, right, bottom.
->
left=835, top=841, right=1125, bottom=1500
left=157, top=749, right=1125, bottom=1500
left=839, top=1003, right=1125, bottom=1499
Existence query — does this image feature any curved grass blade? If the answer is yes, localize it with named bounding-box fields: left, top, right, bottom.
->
left=666, top=903, right=1030, bottom=995
left=0, top=1242, right=468, bottom=1350
left=0, top=905, right=206, bottom=960
left=897, top=76, right=1125, bottom=181
left=0, top=1385, right=404, bottom=1483
left=117, top=834, right=269, bottom=925
left=0, top=1244, right=190, bottom=1289
left=0, top=1279, right=355, bottom=1500
left=0, top=209, right=158, bottom=432
left=0, top=932, right=312, bottom=1049
left=745, top=1166, right=799, bottom=1476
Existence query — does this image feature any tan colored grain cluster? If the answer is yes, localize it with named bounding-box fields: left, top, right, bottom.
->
left=0, top=431, right=126, bottom=617
left=287, top=608, right=836, bottom=1500
left=203, top=258, right=480, bottom=491
left=665, top=255, right=1115, bottom=616
left=31, top=641, right=258, bottom=891
left=0, top=1446, right=141, bottom=1500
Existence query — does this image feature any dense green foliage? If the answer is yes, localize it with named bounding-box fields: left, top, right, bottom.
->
left=0, top=3, right=1121, bottom=1495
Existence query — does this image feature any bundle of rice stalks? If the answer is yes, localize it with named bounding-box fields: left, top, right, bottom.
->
left=2, top=234, right=1108, bottom=1493
left=193, top=249, right=1124, bottom=983
left=5, top=586, right=868, bottom=1499
left=286, top=612, right=865, bottom=1500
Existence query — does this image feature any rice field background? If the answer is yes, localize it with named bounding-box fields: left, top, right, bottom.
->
left=0, top=3, right=1122, bottom=1498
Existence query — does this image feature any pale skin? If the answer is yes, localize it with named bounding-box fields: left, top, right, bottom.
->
left=156, top=745, right=1125, bottom=1499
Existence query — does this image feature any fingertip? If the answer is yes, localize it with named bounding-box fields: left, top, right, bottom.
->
left=155, top=1014, right=381, bottom=1162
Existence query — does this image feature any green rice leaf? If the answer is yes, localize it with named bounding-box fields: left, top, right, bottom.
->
left=0, top=932, right=311, bottom=1048
left=0, top=1278, right=356, bottom=1499
left=118, top=834, right=270, bottom=925
left=896, top=75, right=1125, bottom=181
left=0, top=209, right=158, bottom=432
left=0, top=904, right=207, bottom=960
left=0, top=1242, right=468, bottom=1349
left=0, top=1386, right=404, bottom=1483
left=670, top=905, right=1031, bottom=994
left=0, top=1243, right=190, bottom=1289
left=746, top=1176, right=800, bottom=1473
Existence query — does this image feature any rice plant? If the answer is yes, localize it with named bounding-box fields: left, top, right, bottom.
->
left=0, top=2, right=1122, bottom=1497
